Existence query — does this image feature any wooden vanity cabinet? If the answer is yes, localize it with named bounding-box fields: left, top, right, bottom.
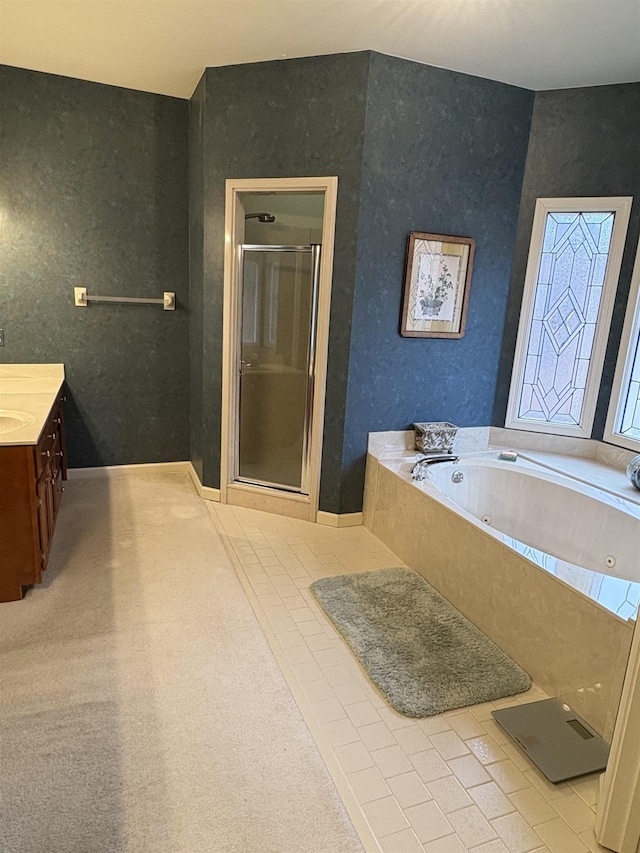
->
left=0, top=394, right=67, bottom=603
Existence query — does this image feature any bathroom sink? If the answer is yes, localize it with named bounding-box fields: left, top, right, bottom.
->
left=0, top=410, right=36, bottom=435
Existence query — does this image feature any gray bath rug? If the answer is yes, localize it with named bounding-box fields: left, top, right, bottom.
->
left=310, top=568, right=531, bottom=717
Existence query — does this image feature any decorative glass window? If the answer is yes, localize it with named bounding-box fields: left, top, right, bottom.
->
left=605, top=240, right=640, bottom=451
left=506, top=197, right=632, bottom=437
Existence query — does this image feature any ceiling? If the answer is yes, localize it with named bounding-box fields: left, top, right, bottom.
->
left=1, top=0, right=639, bottom=99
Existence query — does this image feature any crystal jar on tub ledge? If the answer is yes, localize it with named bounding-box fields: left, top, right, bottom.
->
left=627, top=455, right=640, bottom=491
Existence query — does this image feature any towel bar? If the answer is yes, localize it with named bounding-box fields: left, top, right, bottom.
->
left=74, top=287, right=175, bottom=311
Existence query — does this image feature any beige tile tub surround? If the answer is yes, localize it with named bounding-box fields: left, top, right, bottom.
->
left=363, top=442, right=634, bottom=742
left=370, top=425, right=637, bottom=474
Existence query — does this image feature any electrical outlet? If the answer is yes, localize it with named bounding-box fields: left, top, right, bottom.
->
left=0, top=329, right=4, bottom=346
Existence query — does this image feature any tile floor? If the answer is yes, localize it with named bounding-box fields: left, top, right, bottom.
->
left=209, top=502, right=610, bottom=853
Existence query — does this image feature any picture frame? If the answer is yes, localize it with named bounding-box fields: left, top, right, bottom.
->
left=400, top=232, right=476, bottom=338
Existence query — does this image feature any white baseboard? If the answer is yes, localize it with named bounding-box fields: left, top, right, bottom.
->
left=67, top=461, right=190, bottom=479
left=316, top=511, right=363, bottom=528
left=188, top=462, right=221, bottom=502
left=200, top=486, right=221, bottom=501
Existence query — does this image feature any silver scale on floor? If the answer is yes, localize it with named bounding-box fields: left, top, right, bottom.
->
left=492, top=697, right=610, bottom=783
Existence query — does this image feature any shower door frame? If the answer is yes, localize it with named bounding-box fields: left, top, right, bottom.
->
left=220, top=177, right=338, bottom=521
left=235, top=242, right=320, bottom=495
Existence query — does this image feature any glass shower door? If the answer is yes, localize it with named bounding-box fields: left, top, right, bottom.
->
left=236, top=245, right=320, bottom=493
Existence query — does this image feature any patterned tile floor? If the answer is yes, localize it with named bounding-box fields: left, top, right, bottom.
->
left=209, top=503, right=609, bottom=853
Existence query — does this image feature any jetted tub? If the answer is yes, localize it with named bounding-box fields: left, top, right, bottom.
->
left=425, top=453, right=640, bottom=621
left=363, top=441, right=638, bottom=739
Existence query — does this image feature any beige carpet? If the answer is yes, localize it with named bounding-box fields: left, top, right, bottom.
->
left=0, top=468, right=363, bottom=853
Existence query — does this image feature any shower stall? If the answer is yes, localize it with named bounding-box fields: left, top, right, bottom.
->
left=220, top=178, right=338, bottom=521
left=236, top=242, right=321, bottom=494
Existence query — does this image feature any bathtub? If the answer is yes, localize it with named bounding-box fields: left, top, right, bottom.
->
left=425, top=453, right=640, bottom=622
left=363, top=439, right=637, bottom=739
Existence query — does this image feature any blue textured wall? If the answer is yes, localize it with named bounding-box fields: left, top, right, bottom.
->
left=339, top=54, right=534, bottom=512
left=493, top=83, right=640, bottom=436
left=0, top=65, right=190, bottom=468
left=189, top=56, right=636, bottom=514
left=193, top=53, right=370, bottom=493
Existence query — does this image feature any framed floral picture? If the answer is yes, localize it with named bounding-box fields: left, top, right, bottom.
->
left=400, top=232, right=476, bottom=338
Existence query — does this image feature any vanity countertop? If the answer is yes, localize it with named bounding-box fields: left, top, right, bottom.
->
left=0, top=364, right=66, bottom=446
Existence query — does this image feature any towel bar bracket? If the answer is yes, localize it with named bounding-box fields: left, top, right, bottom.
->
left=74, top=287, right=175, bottom=311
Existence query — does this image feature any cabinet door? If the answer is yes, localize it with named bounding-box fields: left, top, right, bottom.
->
left=0, top=446, right=41, bottom=596
left=54, top=398, right=68, bottom=480
left=52, top=465, right=63, bottom=519
left=36, top=467, right=55, bottom=570
left=35, top=396, right=67, bottom=574
left=52, top=430, right=64, bottom=518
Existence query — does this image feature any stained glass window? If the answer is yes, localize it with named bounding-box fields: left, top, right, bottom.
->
left=519, top=210, right=613, bottom=425
left=507, top=198, right=631, bottom=437
left=606, top=240, right=640, bottom=450
left=618, top=332, right=640, bottom=441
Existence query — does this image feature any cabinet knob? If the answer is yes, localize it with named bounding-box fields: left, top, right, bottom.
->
left=56, top=451, right=64, bottom=458
left=41, top=450, right=51, bottom=458
left=48, top=433, right=56, bottom=439
left=55, top=417, right=62, bottom=424
left=61, top=487, right=66, bottom=494
left=59, top=395, right=67, bottom=403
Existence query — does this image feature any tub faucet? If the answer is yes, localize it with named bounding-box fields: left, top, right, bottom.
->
left=411, top=454, right=459, bottom=480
